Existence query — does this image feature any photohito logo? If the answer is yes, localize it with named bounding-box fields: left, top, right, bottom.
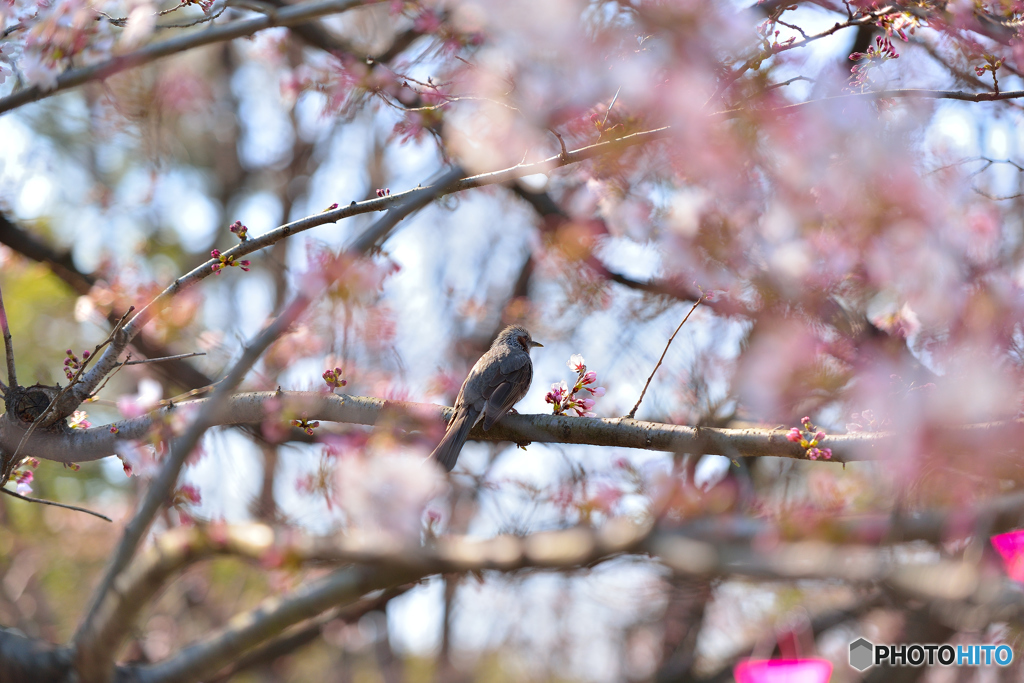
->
left=849, top=638, right=1013, bottom=671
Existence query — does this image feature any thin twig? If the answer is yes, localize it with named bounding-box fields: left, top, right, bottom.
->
left=164, top=379, right=223, bottom=405
left=599, top=86, right=621, bottom=132
left=775, top=18, right=808, bottom=39
left=159, top=4, right=228, bottom=29
left=766, top=75, right=815, bottom=91
left=0, top=281, right=16, bottom=388
left=1, top=487, right=112, bottom=522
left=550, top=129, right=568, bottom=160
left=626, top=296, right=702, bottom=419
left=123, top=351, right=206, bottom=366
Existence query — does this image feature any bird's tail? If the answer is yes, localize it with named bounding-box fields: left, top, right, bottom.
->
left=430, top=409, right=477, bottom=472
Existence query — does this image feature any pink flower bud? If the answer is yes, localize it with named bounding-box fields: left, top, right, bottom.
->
left=786, top=428, right=802, bottom=443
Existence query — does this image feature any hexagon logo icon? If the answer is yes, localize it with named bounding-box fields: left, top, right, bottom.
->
left=849, top=638, right=874, bottom=671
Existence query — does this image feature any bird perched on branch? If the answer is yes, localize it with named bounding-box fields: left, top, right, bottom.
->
left=430, top=325, right=543, bottom=471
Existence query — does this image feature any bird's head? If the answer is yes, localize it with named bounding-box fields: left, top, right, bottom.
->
left=497, top=325, right=543, bottom=353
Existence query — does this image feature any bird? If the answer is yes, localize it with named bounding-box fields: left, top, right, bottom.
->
left=430, top=325, right=543, bottom=472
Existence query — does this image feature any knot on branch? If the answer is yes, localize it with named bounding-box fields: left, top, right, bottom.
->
left=7, top=383, right=66, bottom=431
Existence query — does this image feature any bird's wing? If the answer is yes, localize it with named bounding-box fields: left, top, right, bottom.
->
left=482, top=356, right=532, bottom=430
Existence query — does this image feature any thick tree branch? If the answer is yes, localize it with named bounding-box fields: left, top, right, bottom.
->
left=136, top=565, right=412, bottom=683
left=9, top=391, right=1024, bottom=467
left=207, top=586, right=411, bottom=682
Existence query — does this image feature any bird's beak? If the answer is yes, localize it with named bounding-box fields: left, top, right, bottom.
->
left=532, top=341, right=544, bottom=348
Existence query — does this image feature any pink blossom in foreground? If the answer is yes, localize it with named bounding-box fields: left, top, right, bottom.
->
left=335, top=453, right=447, bottom=538
left=14, top=469, right=33, bottom=496
left=175, top=484, right=202, bottom=505
left=115, top=441, right=159, bottom=478
left=734, top=659, right=832, bottom=683
left=117, top=378, right=163, bottom=419
left=991, top=530, right=1024, bottom=583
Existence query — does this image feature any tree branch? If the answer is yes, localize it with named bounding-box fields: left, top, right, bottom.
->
left=0, top=487, right=112, bottom=522
left=136, top=565, right=413, bottom=683
left=0, top=0, right=375, bottom=116
left=756, top=88, right=1024, bottom=117
left=207, top=586, right=411, bottom=682
left=9, top=391, right=1024, bottom=468
left=0, top=280, right=16, bottom=389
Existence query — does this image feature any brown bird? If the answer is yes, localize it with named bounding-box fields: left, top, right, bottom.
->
left=430, top=325, right=542, bottom=471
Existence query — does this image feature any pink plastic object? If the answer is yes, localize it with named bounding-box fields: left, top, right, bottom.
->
left=991, top=530, right=1024, bottom=582
left=734, top=659, right=832, bottom=683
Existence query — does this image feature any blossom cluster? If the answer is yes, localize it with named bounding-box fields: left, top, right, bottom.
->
left=849, top=35, right=900, bottom=90
left=545, top=354, right=606, bottom=417
left=322, top=367, right=347, bottom=390
left=172, top=484, right=202, bottom=526
left=68, top=410, right=91, bottom=429
left=229, top=220, right=249, bottom=241
left=210, top=249, right=250, bottom=274
left=11, top=458, right=38, bottom=495
left=63, top=348, right=90, bottom=381
left=291, top=418, right=320, bottom=436
left=786, top=416, right=832, bottom=461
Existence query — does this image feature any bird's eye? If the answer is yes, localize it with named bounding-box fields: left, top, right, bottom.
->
left=518, top=335, right=529, bottom=348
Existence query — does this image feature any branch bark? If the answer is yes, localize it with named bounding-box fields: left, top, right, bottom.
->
left=9, top=390, right=1024, bottom=467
